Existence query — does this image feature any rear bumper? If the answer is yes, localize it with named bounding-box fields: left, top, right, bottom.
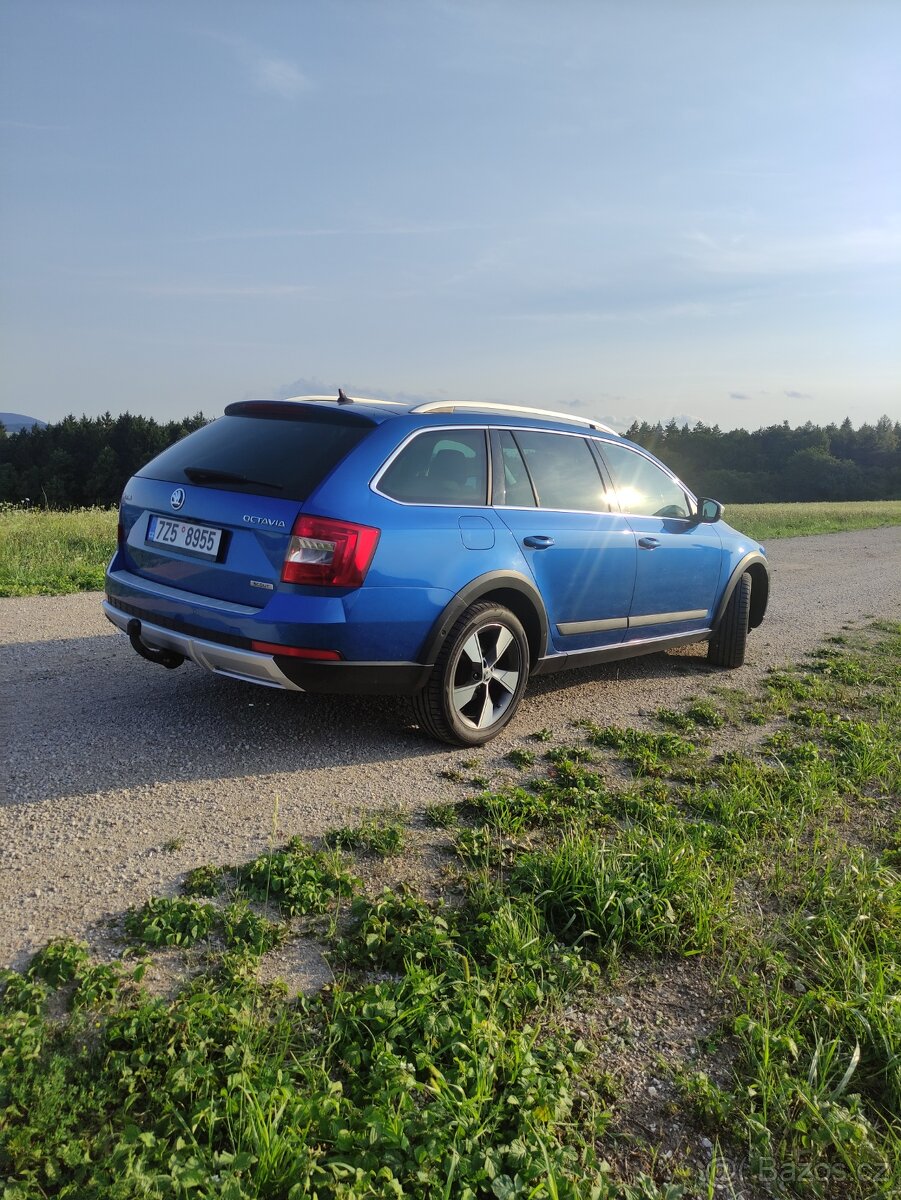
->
left=103, top=599, right=431, bottom=695
left=103, top=601, right=303, bottom=690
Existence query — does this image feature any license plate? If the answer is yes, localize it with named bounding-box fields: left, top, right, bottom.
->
left=147, top=515, right=223, bottom=559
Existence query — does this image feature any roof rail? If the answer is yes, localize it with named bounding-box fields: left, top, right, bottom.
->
left=410, top=400, right=617, bottom=434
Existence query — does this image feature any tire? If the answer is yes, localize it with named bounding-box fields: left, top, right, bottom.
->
left=413, top=602, right=530, bottom=746
left=708, top=572, right=751, bottom=668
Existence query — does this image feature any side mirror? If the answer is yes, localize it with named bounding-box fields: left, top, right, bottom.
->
left=697, top=497, right=723, bottom=524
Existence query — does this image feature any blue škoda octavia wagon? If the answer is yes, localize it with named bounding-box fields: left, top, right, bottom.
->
left=104, top=395, right=769, bottom=745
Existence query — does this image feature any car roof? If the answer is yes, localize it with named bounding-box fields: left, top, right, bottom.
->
left=230, top=394, right=623, bottom=436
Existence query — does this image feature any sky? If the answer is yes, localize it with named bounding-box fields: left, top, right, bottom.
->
left=1, top=0, right=899, bottom=433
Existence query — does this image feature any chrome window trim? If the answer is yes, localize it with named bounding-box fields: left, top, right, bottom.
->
left=370, top=422, right=698, bottom=518
left=370, top=425, right=493, bottom=508
left=499, top=505, right=631, bottom=516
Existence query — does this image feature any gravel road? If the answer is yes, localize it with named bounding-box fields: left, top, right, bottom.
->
left=2, top=526, right=900, bottom=969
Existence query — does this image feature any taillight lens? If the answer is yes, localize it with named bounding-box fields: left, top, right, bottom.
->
left=281, top=515, right=380, bottom=587
left=250, top=641, right=341, bottom=660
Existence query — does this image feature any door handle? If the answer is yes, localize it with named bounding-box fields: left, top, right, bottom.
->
left=638, top=537, right=660, bottom=549
left=523, top=535, right=555, bottom=549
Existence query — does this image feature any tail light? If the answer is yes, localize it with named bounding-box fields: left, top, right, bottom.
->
left=250, top=641, right=341, bottom=660
left=281, top=515, right=380, bottom=587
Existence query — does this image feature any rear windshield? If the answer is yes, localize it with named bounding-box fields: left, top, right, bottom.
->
left=137, top=411, right=371, bottom=501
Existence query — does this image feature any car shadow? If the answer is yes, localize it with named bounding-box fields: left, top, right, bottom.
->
left=2, top=630, right=716, bottom=806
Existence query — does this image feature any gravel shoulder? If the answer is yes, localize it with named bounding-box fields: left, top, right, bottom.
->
left=2, top=526, right=900, bottom=969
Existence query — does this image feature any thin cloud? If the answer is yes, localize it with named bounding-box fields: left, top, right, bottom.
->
left=682, top=220, right=901, bottom=277
left=194, top=221, right=488, bottom=242
left=497, top=299, right=736, bottom=324
left=253, top=57, right=311, bottom=99
left=138, top=283, right=311, bottom=298
left=785, top=389, right=813, bottom=400
left=198, top=29, right=312, bottom=100
left=0, top=119, right=67, bottom=130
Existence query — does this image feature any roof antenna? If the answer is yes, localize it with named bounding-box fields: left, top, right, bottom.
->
left=337, top=388, right=352, bottom=404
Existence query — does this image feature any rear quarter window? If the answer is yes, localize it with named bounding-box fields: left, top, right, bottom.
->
left=137, top=411, right=372, bottom=501
left=377, top=429, right=489, bottom=505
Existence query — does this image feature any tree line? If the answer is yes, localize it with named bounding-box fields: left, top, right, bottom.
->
left=622, top=414, right=900, bottom=503
left=0, top=412, right=208, bottom=508
left=0, top=410, right=898, bottom=508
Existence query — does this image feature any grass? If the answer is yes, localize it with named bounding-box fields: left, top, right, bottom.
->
left=727, top=499, right=901, bottom=541
left=324, top=809, right=408, bottom=856
left=235, top=836, right=358, bottom=916
left=0, top=504, right=116, bottom=596
left=1, top=623, right=899, bottom=1197
left=1, top=500, right=900, bottom=596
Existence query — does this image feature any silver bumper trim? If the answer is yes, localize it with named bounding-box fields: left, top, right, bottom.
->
left=102, top=601, right=303, bottom=691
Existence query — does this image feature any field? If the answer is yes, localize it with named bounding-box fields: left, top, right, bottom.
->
left=727, top=499, right=901, bottom=542
left=0, top=505, right=115, bottom=596
left=2, top=624, right=899, bottom=1197
left=1, top=500, right=900, bottom=598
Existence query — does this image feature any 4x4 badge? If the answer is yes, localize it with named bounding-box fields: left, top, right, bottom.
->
left=170, top=488, right=186, bottom=511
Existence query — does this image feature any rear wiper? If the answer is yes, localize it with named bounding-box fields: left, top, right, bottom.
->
left=183, top=466, right=283, bottom=491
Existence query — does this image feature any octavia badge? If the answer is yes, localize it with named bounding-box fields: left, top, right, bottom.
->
left=170, top=487, right=186, bottom=511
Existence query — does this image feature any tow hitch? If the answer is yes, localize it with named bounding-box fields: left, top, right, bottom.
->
left=127, top=618, right=185, bottom=670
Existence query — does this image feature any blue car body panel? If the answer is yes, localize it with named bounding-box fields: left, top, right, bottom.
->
left=494, top=507, right=637, bottom=653
left=104, top=398, right=769, bottom=719
left=622, top=513, right=724, bottom=642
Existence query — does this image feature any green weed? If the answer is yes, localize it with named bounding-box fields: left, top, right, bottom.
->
left=685, top=700, right=724, bottom=728
left=26, top=939, right=89, bottom=988
left=510, top=825, right=732, bottom=957
left=221, top=900, right=286, bottom=955
left=236, top=838, right=358, bottom=916
left=124, top=896, right=218, bottom=947
left=545, top=744, right=596, bottom=764
left=655, top=706, right=696, bottom=731
left=181, top=863, right=226, bottom=897
left=580, top=722, right=697, bottom=775
left=325, top=811, right=407, bottom=857
left=453, top=824, right=499, bottom=866
left=438, top=767, right=467, bottom=783
left=423, top=801, right=460, bottom=829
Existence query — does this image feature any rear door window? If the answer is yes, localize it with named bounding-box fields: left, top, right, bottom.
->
left=377, top=429, right=489, bottom=505
left=502, top=430, right=609, bottom=512
left=494, top=430, right=537, bottom=506
left=137, top=410, right=372, bottom=502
